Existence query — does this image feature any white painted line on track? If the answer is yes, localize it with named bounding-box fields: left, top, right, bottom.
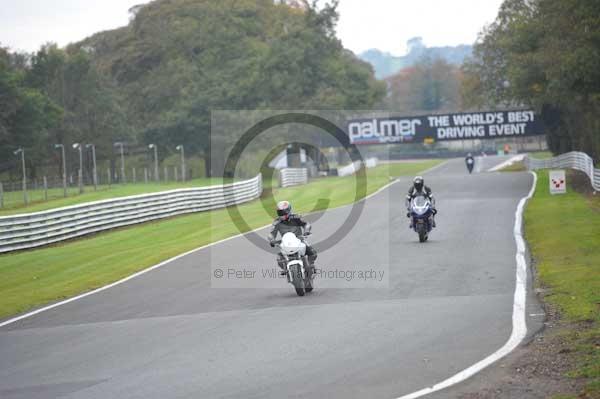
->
left=0, top=226, right=272, bottom=328
left=487, top=154, right=526, bottom=172
left=395, top=171, right=538, bottom=399
left=419, top=159, right=451, bottom=175
left=0, top=161, right=446, bottom=328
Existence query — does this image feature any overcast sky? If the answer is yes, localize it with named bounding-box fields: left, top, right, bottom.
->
left=0, top=0, right=503, bottom=55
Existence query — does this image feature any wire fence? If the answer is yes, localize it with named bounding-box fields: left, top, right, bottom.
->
left=0, top=165, right=199, bottom=210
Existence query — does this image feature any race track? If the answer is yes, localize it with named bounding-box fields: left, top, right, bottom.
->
left=0, top=157, right=543, bottom=399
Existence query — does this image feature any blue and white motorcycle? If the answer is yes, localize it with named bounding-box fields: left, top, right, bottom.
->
left=408, top=194, right=435, bottom=243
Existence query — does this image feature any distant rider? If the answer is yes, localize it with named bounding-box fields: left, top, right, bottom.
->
left=406, top=176, right=437, bottom=227
left=268, top=200, right=317, bottom=274
left=465, top=153, right=475, bottom=173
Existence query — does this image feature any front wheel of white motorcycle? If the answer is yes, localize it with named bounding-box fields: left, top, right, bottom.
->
left=289, top=264, right=305, bottom=296
left=305, top=274, right=313, bottom=293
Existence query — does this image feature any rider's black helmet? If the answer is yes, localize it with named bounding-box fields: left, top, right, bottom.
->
left=276, top=200, right=292, bottom=220
left=413, top=176, right=424, bottom=191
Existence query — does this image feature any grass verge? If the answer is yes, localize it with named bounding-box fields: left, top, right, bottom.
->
left=0, top=160, right=441, bottom=320
left=530, top=151, right=554, bottom=159
left=525, top=170, right=599, bottom=397
left=499, top=161, right=526, bottom=172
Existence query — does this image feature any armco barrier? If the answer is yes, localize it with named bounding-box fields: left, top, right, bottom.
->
left=0, top=175, right=262, bottom=253
left=279, top=168, right=308, bottom=188
left=338, top=161, right=362, bottom=177
left=525, top=151, right=599, bottom=191
left=365, top=158, right=378, bottom=168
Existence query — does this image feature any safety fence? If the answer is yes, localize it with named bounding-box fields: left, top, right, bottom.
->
left=525, top=151, right=599, bottom=191
left=0, top=175, right=262, bottom=253
left=337, top=161, right=362, bottom=177
left=0, top=165, right=201, bottom=209
left=337, top=157, right=378, bottom=177
left=365, top=158, right=378, bottom=169
left=279, top=168, right=308, bottom=188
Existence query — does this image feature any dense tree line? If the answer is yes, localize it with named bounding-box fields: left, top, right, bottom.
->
left=0, top=47, right=61, bottom=177
left=1, top=0, right=384, bottom=178
left=462, top=0, right=600, bottom=160
left=383, top=56, right=463, bottom=113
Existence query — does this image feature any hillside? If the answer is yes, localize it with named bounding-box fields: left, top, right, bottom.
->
left=359, top=37, right=472, bottom=79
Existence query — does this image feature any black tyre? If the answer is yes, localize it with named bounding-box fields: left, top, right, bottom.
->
left=305, top=277, right=313, bottom=293
left=419, top=231, right=427, bottom=242
left=290, top=264, right=305, bottom=296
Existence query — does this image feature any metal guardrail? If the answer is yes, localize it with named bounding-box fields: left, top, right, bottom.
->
left=338, top=161, right=362, bottom=177
left=337, top=158, right=378, bottom=177
left=279, top=168, right=308, bottom=188
left=0, top=175, right=263, bottom=253
left=525, top=151, right=599, bottom=191
left=365, top=157, right=378, bottom=169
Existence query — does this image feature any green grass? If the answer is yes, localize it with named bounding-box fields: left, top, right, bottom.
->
left=499, top=161, right=526, bottom=172
left=0, top=160, right=441, bottom=320
left=525, top=170, right=599, bottom=396
left=0, top=178, right=229, bottom=216
left=530, top=151, right=554, bottom=159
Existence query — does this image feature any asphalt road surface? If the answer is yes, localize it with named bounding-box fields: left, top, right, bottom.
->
left=0, top=156, right=543, bottom=399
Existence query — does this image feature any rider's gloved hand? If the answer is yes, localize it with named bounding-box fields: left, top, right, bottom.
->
left=269, top=239, right=275, bottom=247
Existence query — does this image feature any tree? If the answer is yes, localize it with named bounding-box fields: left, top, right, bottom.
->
left=0, top=46, right=61, bottom=178
left=385, top=57, right=462, bottom=112
left=462, top=0, right=600, bottom=159
left=74, top=0, right=383, bottom=176
left=26, top=44, right=131, bottom=176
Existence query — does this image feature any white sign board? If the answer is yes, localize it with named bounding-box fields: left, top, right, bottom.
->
left=549, top=170, right=566, bottom=194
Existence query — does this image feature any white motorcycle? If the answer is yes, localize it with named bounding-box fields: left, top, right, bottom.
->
left=275, top=232, right=315, bottom=296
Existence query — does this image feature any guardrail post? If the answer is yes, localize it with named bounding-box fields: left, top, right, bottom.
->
left=144, top=168, right=148, bottom=184
left=174, top=166, right=178, bottom=182
left=164, top=166, right=168, bottom=182
left=107, top=168, right=112, bottom=188
left=43, top=176, right=48, bottom=201
left=0, top=182, right=3, bottom=208
left=132, top=168, right=137, bottom=184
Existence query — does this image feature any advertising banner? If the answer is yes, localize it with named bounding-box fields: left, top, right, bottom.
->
left=347, top=110, right=544, bottom=145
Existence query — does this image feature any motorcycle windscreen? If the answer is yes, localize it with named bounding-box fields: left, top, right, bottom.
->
left=411, top=196, right=430, bottom=216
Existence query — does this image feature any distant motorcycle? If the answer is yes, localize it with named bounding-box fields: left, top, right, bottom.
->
left=466, top=156, right=475, bottom=174
left=274, top=232, right=315, bottom=296
left=409, top=195, right=435, bottom=243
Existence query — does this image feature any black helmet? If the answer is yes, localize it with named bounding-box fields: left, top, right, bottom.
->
left=413, top=176, right=424, bottom=191
left=276, top=200, right=292, bottom=220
